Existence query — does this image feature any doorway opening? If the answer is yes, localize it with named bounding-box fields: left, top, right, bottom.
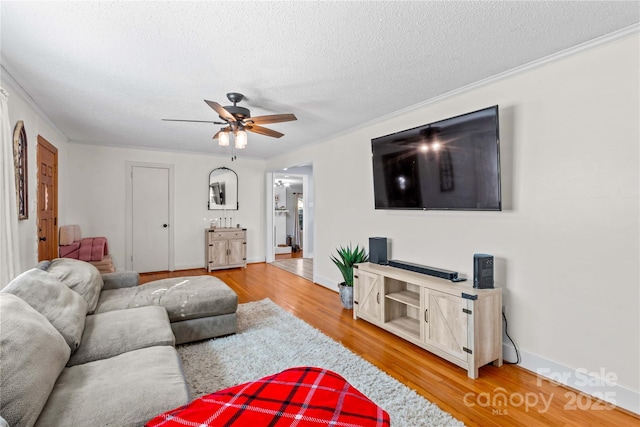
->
left=269, top=165, right=313, bottom=281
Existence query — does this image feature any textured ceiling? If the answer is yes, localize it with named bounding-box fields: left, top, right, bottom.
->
left=1, top=1, right=638, bottom=159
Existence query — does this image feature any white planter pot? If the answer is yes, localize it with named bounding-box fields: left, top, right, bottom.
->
left=338, top=283, right=353, bottom=309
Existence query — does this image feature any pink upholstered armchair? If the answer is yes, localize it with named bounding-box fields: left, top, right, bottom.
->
left=58, top=225, right=115, bottom=273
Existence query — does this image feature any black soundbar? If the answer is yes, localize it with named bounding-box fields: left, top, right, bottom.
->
left=388, top=260, right=465, bottom=282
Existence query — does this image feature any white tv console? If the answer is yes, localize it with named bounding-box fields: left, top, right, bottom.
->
left=353, top=262, right=502, bottom=378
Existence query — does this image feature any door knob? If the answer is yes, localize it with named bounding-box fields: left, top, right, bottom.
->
left=39, top=236, right=47, bottom=242
left=163, top=224, right=168, bottom=228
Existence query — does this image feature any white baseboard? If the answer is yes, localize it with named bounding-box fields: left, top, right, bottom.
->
left=313, top=274, right=338, bottom=293
left=172, top=257, right=264, bottom=271
left=503, top=343, right=639, bottom=415
left=171, top=263, right=205, bottom=271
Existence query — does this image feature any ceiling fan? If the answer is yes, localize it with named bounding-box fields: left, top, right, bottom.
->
left=162, top=92, right=297, bottom=149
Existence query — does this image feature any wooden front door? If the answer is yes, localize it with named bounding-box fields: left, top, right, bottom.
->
left=37, top=136, right=58, bottom=261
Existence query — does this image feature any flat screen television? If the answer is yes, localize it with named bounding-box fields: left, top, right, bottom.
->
left=372, top=105, right=501, bottom=211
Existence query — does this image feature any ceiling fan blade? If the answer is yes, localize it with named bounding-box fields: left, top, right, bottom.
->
left=204, top=100, right=236, bottom=122
left=162, top=119, right=226, bottom=124
left=245, top=124, right=284, bottom=138
left=212, top=126, right=232, bottom=139
left=247, top=113, right=297, bottom=125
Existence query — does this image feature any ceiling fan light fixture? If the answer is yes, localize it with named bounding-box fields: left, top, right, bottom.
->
left=235, top=129, right=247, bottom=149
left=218, top=130, right=230, bottom=146
left=164, top=92, right=297, bottom=153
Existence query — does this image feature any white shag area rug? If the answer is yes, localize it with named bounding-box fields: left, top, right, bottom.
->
left=177, top=298, right=464, bottom=427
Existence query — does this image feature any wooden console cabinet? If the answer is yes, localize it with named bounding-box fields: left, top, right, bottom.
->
left=353, top=262, right=502, bottom=378
left=205, top=228, right=247, bottom=271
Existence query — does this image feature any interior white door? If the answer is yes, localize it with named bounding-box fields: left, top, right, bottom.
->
left=132, top=166, right=170, bottom=272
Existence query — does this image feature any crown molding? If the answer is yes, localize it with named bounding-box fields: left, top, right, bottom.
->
left=0, top=65, right=68, bottom=141
left=359, top=23, right=640, bottom=129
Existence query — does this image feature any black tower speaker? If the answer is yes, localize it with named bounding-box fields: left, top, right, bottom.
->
left=369, top=237, right=388, bottom=265
left=473, top=254, right=494, bottom=289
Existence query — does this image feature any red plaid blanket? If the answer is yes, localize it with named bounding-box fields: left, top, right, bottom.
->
left=147, top=366, right=390, bottom=427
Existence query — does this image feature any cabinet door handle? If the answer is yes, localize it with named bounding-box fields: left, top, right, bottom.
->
left=424, top=309, right=428, bottom=323
left=376, top=292, right=380, bottom=304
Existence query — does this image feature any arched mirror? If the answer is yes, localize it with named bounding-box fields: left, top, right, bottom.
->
left=208, top=167, right=238, bottom=210
left=13, top=120, right=28, bottom=220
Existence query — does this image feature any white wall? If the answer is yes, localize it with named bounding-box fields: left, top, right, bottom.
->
left=65, top=144, right=266, bottom=270
left=1, top=72, right=70, bottom=272
left=267, top=34, right=639, bottom=411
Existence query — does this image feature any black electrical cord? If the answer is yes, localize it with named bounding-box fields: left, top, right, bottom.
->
left=502, top=310, right=521, bottom=365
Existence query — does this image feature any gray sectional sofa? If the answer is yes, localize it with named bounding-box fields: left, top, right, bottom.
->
left=0, top=258, right=238, bottom=427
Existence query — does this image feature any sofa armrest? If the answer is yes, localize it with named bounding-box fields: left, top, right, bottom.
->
left=35, top=260, right=52, bottom=270
left=102, top=271, right=139, bottom=290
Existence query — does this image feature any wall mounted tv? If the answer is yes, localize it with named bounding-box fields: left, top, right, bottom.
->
left=372, top=105, right=501, bottom=211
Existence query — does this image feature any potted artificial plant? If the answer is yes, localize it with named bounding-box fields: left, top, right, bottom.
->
left=331, top=243, right=369, bottom=309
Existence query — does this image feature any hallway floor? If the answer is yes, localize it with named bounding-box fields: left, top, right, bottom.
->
left=272, top=250, right=312, bottom=281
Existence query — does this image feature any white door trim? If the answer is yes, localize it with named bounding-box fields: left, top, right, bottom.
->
left=301, top=174, right=309, bottom=256
left=125, top=161, right=175, bottom=271
left=266, top=166, right=314, bottom=261
left=265, top=172, right=274, bottom=263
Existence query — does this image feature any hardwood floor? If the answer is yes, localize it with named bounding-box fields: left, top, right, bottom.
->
left=140, top=263, right=639, bottom=427
left=275, top=249, right=304, bottom=259
left=271, top=257, right=313, bottom=281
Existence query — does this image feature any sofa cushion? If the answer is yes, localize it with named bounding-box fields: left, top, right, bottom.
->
left=68, top=306, right=175, bottom=366
left=3, top=268, right=87, bottom=351
left=102, top=271, right=140, bottom=290
left=95, top=276, right=237, bottom=321
left=34, top=260, right=52, bottom=270
left=0, top=293, right=71, bottom=427
left=46, top=258, right=104, bottom=313
left=171, top=312, right=237, bottom=345
left=35, top=346, right=190, bottom=427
